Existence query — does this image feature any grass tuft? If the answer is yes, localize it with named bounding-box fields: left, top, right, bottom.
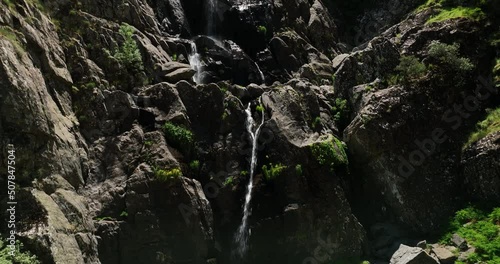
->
left=427, top=6, right=486, bottom=24
left=465, top=107, right=500, bottom=147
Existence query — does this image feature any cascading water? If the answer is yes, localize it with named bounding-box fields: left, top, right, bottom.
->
left=234, top=102, right=265, bottom=258
left=188, top=41, right=203, bottom=84
left=205, top=0, right=217, bottom=35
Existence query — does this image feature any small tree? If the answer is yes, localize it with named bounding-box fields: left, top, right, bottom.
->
left=113, top=23, right=144, bottom=73
left=427, top=41, right=474, bottom=84
left=395, top=55, right=427, bottom=82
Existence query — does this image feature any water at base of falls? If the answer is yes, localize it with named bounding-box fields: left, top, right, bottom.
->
left=233, top=102, right=265, bottom=258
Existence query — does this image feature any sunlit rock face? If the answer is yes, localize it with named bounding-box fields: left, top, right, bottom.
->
left=0, top=0, right=498, bottom=263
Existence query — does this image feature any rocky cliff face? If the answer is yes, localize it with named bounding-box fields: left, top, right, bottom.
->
left=0, top=0, right=498, bottom=264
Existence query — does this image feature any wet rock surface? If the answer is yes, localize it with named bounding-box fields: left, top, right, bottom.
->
left=0, top=0, right=498, bottom=264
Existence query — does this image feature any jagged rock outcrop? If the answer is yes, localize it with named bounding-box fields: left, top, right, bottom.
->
left=1, top=0, right=498, bottom=263
left=462, top=132, right=500, bottom=204
left=390, top=244, right=439, bottom=264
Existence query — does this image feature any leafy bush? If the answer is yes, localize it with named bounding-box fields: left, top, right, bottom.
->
left=465, top=107, right=500, bottom=147
left=154, top=167, right=182, bottom=182
left=256, top=104, right=264, bottom=113
left=223, top=176, right=234, bottom=187
left=112, top=23, right=143, bottom=72
left=441, top=206, right=500, bottom=263
left=257, top=25, right=267, bottom=35
left=162, top=122, right=194, bottom=153
left=262, top=163, right=287, bottom=181
left=311, top=136, right=348, bottom=171
left=331, top=98, right=348, bottom=123
left=189, top=160, right=200, bottom=171
left=311, top=116, right=321, bottom=129
left=427, top=41, right=474, bottom=84
left=393, top=55, right=427, bottom=83
left=428, top=41, right=474, bottom=72
left=0, top=240, right=40, bottom=264
left=240, top=170, right=248, bottom=176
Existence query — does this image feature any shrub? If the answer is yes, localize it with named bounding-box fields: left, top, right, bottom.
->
left=154, top=167, right=182, bottom=182
left=120, top=211, right=128, bottom=218
left=262, top=163, right=287, bottom=181
left=257, top=25, right=267, bottom=35
left=465, top=107, right=500, bottom=147
left=428, top=41, right=474, bottom=72
left=427, top=41, right=474, bottom=84
left=113, top=23, right=144, bottom=73
left=394, top=55, right=427, bottom=83
left=331, top=98, right=348, bottom=123
left=223, top=176, right=234, bottom=187
left=162, top=122, right=194, bottom=153
left=0, top=240, right=40, bottom=264
left=189, top=160, right=200, bottom=171
left=311, top=136, right=348, bottom=171
left=240, top=170, right=248, bottom=176
left=255, top=104, right=264, bottom=113
left=311, top=116, right=321, bottom=129
left=440, top=206, right=500, bottom=263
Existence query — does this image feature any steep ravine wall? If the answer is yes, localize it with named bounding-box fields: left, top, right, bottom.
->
left=0, top=0, right=498, bottom=264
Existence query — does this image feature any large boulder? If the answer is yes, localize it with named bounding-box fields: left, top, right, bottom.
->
left=461, top=132, right=500, bottom=204
left=390, top=244, right=439, bottom=264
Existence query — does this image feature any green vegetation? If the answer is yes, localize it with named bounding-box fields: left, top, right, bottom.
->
left=418, top=0, right=490, bottom=23
left=262, top=163, right=287, bottom=181
left=428, top=6, right=485, bottom=23
left=0, top=240, right=40, bottom=264
left=465, top=107, right=500, bottom=147
left=295, top=164, right=303, bottom=176
left=120, top=211, right=128, bottom=218
left=219, top=84, right=228, bottom=93
left=256, top=104, right=264, bottom=113
left=257, top=25, right=267, bottom=35
left=0, top=26, right=25, bottom=56
left=154, top=167, right=182, bottom=182
left=95, top=216, right=114, bottom=221
left=311, top=136, right=348, bottom=171
left=2, top=0, right=14, bottom=9
left=392, top=55, right=427, bottom=84
left=240, top=170, right=248, bottom=176
left=162, top=122, right=194, bottom=153
left=144, top=140, right=153, bottom=147
left=331, top=98, right=349, bottom=124
left=171, top=53, right=178, bottom=61
left=440, top=206, right=500, bottom=263
left=223, top=176, right=234, bottom=187
left=389, top=41, right=473, bottom=85
left=428, top=41, right=474, bottom=71
left=189, top=160, right=200, bottom=171
left=112, top=23, right=144, bottom=73
left=428, top=40, right=474, bottom=84
left=311, top=116, right=321, bottom=129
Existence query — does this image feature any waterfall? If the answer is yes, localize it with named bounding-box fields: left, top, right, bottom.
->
left=205, top=0, right=217, bottom=35
left=188, top=41, right=202, bottom=84
left=234, top=102, right=265, bottom=258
